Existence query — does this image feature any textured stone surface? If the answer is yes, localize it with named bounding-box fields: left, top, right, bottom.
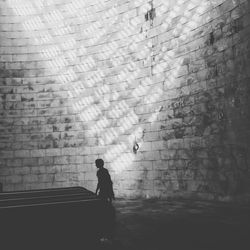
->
left=0, top=0, right=250, bottom=200
left=113, top=198, right=250, bottom=250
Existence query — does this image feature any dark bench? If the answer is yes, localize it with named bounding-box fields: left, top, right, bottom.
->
left=0, top=186, right=111, bottom=249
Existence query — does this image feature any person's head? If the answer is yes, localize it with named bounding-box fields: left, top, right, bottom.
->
left=95, top=158, right=104, bottom=168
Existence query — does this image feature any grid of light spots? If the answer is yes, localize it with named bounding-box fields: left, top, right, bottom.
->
left=6, top=0, right=212, bottom=178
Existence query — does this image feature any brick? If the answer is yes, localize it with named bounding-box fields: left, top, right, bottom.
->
left=30, top=166, right=47, bottom=174
left=30, top=149, right=46, bottom=157
left=139, top=142, right=152, bottom=151
left=37, top=174, right=55, bottom=182
left=38, top=157, right=53, bottom=166
left=54, top=156, right=69, bottom=165
left=45, top=148, right=61, bottom=156
left=69, top=155, right=84, bottom=164
left=22, top=158, right=38, bottom=166
left=23, top=174, right=38, bottom=183
left=14, top=150, right=30, bottom=158
left=151, top=141, right=164, bottom=150
left=6, top=175, right=22, bottom=184
left=0, top=150, right=14, bottom=158
left=14, top=167, right=30, bottom=175
left=143, top=132, right=160, bottom=141
left=61, top=147, right=77, bottom=156
left=54, top=173, right=69, bottom=182
left=142, top=151, right=161, bottom=161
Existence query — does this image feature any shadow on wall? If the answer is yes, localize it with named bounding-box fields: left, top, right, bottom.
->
left=175, top=0, right=250, bottom=199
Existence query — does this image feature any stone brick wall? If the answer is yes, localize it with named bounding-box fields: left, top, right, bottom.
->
left=0, top=0, right=249, bottom=200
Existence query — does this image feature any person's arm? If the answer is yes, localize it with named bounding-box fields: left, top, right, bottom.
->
left=95, top=182, right=100, bottom=195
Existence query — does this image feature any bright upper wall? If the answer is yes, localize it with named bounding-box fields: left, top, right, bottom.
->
left=0, top=0, right=250, bottom=200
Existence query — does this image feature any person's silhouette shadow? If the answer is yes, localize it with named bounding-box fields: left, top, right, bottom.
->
left=97, top=201, right=116, bottom=249
left=95, top=159, right=115, bottom=203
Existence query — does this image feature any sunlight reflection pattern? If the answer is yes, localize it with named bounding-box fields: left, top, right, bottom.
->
left=7, top=0, right=209, bottom=178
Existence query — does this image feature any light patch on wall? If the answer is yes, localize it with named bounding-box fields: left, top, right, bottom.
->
left=62, top=69, right=78, bottom=82
left=148, top=106, right=164, bottom=123
left=65, top=50, right=76, bottom=62
left=63, top=1, right=86, bottom=14
left=103, top=128, right=119, bottom=145
left=7, top=0, right=208, bottom=181
left=34, top=31, right=52, bottom=45
left=48, top=58, right=68, bottom=72
left=104, top=143, right=127, bottom=161
left=33, top=0, right=44, bottom=10
left=103, top=6, right=118, bottom=19
left=100, top=98, right=110, bottom=109
left=23, top=16, right=44, bottom=31
left=85, top=69, right=105, bottom=87
left=73, top=95, right=94, bottom=112
left=78, top=45, right=87, bottom=56
left=95, top=85, right=110, bottom=98
left=145, top=88, right=163, bottom=105
left=139, top=2, right=151, bottom=14
left=108, top=100, right=129, bottom=119
left=41, top=46, right=61, bottom=59
left=61, top=38, right=77, bottom=50
left=99, top=42, right=119, bottom=60
left=120, top=111, right=138, bottom=131
left=10, top=0, right=36, bottom=15
left=117, top=23, right=136, bottom=40
left=90, top=117, right=109, bottom=136
left=44, top=10, right=64, bottom=24
left=128, top=127, right=144, bottom=144
left=79, top=105, right=102, bottom=122
left=53, top=25, right=73, bottom=36
left=110, top=153, right=135, bottom=174
left=76, top=56, right=96, bottom=72
left=88, top=29, right=107, bottom=46
left=132, top=84, right=150, bottom=98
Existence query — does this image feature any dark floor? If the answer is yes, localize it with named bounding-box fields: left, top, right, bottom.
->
left=101, top=198, right=250, bottom=250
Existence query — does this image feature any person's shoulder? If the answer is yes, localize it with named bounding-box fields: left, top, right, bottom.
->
left=98, top=168, right=106, bottom=174
left=103, top=167, right=109, bottom=173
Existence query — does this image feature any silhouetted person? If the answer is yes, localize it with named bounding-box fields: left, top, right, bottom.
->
left=95, top=158, right=115, bottom=203
left=95, top=159, right=116, bottom=245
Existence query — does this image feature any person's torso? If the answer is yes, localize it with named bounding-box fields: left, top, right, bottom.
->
left=97, top=168, right=112, bottom=186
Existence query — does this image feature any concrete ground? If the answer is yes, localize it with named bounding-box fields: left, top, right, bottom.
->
left=100, top=198, right=250, bottom=250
